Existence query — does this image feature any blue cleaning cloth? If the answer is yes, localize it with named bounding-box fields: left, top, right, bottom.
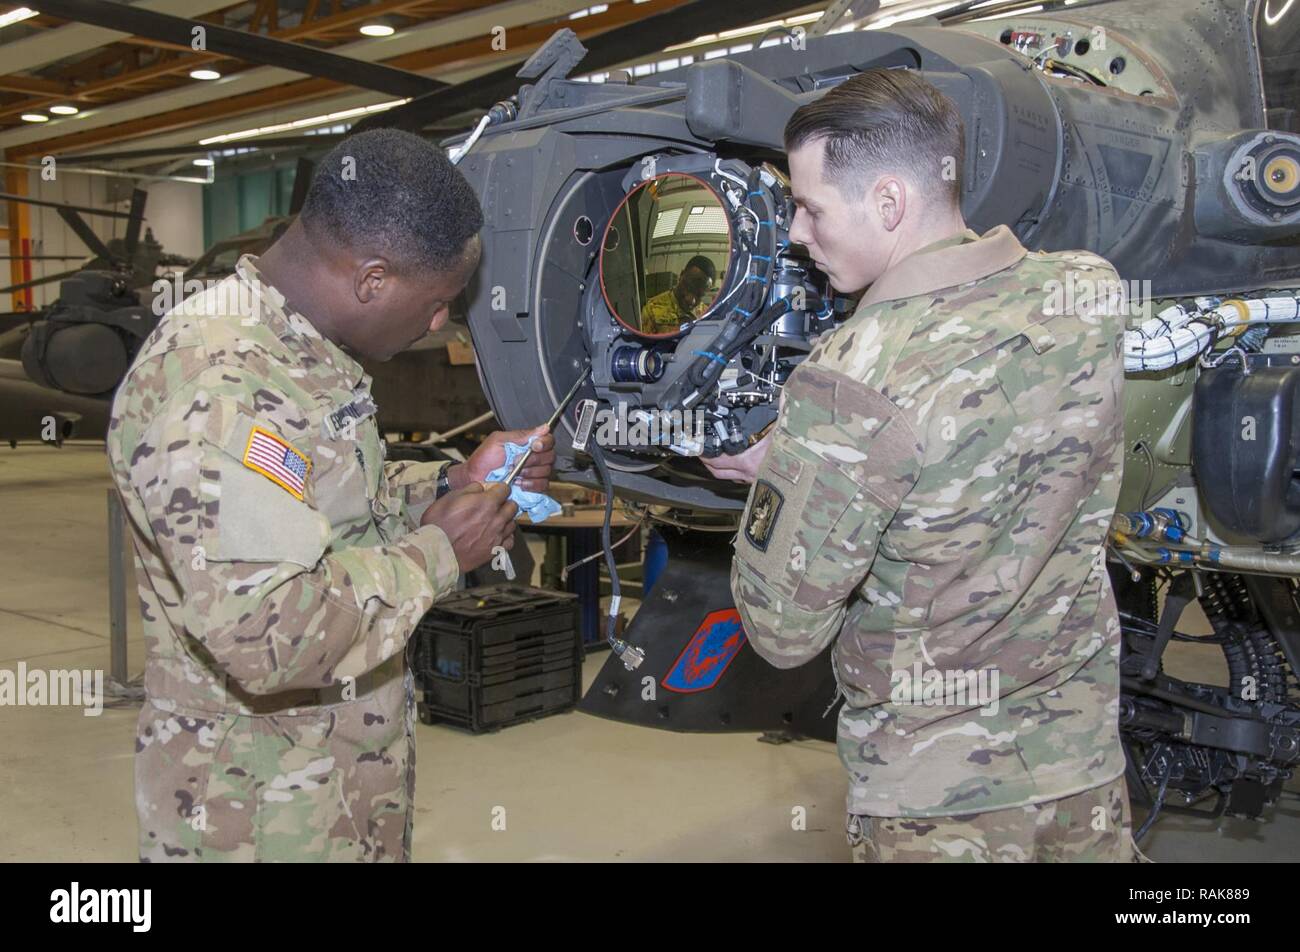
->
left=485, top=440, right=562, bottom=523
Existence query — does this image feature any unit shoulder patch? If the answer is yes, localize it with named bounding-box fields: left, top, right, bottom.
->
left=242, top=425, right=311, bottom=500
left=745, top=479, right=784, bottom=551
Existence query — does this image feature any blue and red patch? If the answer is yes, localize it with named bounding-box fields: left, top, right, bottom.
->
left=662, top=609, right=747, bottom=693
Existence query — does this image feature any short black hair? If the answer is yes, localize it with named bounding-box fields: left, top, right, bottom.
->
left=783, top=69, right=965, bottom=205
left=300, top=128, right=484, bottom=272
left=683, top=254, right=717, bottom=281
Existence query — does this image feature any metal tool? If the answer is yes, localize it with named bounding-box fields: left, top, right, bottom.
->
left=503, top=367, right=591, bottom=484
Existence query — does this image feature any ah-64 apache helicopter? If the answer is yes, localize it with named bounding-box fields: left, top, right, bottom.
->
left=438, top=0, right=1300, bottom=837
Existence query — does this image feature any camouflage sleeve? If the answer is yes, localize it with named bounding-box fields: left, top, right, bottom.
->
left=384, top=458, right=453, bottom=529
left=640, top=292, right=683, bottom=335
left=731, top=362, right=924, bottom=669
left=138, top=373, right=460, bottom=695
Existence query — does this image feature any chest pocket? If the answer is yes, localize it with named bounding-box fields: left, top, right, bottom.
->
left=360, top=416, right=402, bottom=541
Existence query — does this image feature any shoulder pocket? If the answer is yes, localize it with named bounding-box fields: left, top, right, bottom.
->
left=738, top=432, right=862, bottom=601
left=202, top=411, right=329, bottom=567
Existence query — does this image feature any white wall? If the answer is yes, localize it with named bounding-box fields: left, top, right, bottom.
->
left=142, top=178, right=204, bottom=261
left=2, top=168, right=204, bottom=308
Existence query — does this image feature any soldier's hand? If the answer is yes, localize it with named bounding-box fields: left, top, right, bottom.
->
left=464, top=426, right=556, bottom=493
left=421, top=481, right=518, bottom=572
left=701, top=428, right=775, bottom=483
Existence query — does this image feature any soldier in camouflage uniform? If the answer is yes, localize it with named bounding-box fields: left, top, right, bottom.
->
left=106, top=129, right=555, bottom=862
left=709, top=71, right=1134, bottom=862
left=639, top=255, right=717, bottom=334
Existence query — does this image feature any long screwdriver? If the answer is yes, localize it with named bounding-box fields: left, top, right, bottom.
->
left=503, top=367, right=592, bottom=484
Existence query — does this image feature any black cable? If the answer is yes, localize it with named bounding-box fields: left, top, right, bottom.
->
left=1134, top=756, right=1174, bottom=844
left=1134, top=440, right=1156, bottom=511
left=757, top=25, right=798, bottom=46
left=662, top=165, right=785, bottom=420
left=588, top=440, right=643, bottom=669
left=589, top=440, right=617, bottom=641
left=1121, top=614, right=1222, bottom=643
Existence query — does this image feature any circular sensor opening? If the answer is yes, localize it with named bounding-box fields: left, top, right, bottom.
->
left=574, top=215, right=594, bottom=245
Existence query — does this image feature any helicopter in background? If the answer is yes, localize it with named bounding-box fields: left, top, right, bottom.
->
left=0, top=186, right=192, bottom=444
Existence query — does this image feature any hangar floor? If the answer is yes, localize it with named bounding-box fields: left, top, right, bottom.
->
left=2, top=442, right=1297, bottom=862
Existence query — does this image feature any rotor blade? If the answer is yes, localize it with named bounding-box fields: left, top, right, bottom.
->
left=351, top=0, right=817, bottom=135
left=0, top=254, right=88, bottom=261
left=56, top=135, right=346, bottom=165
left=0, top=310, right=40, bottom=333
left=123, top=188, right=147, bottom=257
left=0, top=192, right=133, bottom=218
left=33, top=0, right=445, bottom=99
left=0, top=269, right=82, bottom=295
left=56, top=207, right=116, bottom=264
left=289, top=157, right=314, bottom=215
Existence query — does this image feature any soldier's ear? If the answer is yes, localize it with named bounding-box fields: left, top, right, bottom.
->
left=354, top=257, right=390, bottom=304
left=876, top=177, right=905, bottom=232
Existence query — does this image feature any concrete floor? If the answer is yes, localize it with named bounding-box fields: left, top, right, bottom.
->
left=1, top=441, right=1296, bottom=861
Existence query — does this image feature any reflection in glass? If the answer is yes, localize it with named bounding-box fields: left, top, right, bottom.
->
left=600, top=173, right=732, bottom=337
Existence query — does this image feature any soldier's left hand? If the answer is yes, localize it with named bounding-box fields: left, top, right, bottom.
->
left=701, top=428, right=775, bottom=483
left=465, top=426, right=556, bottom=492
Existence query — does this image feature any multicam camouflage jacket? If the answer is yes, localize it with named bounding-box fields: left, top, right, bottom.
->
left=106, top=254, right=459, bottom=861
left=640, top=289, right=693, bottom=335
left=731, top=225, right=1127, bottom=818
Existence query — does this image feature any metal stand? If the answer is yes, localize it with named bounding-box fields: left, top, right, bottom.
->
left=107, top=488, right=127, bottom=684
left=578, top=526, right=841, bottom=740
left=106, top=488, right=142, bottom=701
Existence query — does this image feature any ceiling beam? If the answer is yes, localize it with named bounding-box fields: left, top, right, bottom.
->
left=0, top=0, right=489, bottom=122
left=26, top=0, right=446, bottom=98
left=0, top=75, right=73, bottom=96
left=0, top=0, right=599, bottom=154
left=0, top=0, right=237, bottom=77
left=12, top=0, right=702, bottom=157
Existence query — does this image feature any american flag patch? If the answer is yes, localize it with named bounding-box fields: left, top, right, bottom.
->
left=242, top=426, right=310, bottom=500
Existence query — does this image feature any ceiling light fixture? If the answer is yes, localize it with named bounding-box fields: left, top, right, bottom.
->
left=189, top=68, right=221, bottom=81
left=199, top=98, right=407, bottom=145
left=0, top=8, right=38, bottom=29
left=49, top=104, right=79, bottom=115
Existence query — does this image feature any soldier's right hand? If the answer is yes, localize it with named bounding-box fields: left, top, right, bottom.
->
left=421, top=481, right=518, bottom=573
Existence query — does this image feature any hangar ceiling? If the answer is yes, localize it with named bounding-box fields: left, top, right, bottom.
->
left=0, top=0, right=720, bottom=163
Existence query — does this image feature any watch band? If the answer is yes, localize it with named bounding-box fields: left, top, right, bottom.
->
left=435, top=466, right=453, bottom=500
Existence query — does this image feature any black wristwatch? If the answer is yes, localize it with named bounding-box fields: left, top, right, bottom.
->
left=435, top=466, right=453, bottom=500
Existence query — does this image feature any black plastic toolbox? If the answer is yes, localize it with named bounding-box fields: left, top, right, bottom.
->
left=410, top=584, right=582, bottom=733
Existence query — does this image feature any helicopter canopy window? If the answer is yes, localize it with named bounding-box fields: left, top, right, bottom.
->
left=599, top=172, right=732, bottom=338
left=1258, top=0, right=1300, bottom=133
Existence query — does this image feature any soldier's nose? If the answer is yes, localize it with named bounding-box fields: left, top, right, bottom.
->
left=789, top=210, right=811, bottom=246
